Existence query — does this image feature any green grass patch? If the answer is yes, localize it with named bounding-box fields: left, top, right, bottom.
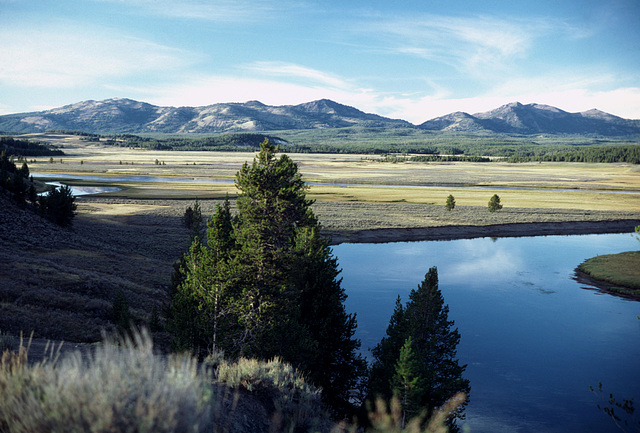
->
left=579, top=250, right=640, bottom=293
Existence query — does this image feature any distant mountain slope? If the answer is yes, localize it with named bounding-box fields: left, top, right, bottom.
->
left=1, top=98, right=639, bottom=136
left=0, top=98, right=411, bottom=134
left=419, top=102, right=640, bottom=136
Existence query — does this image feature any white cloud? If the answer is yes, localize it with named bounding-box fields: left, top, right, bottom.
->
left=241, top=61, right=353, bottom=91
left=0, top=24, right=196, bottom=88
left=356, top=14, right=548, bottom=76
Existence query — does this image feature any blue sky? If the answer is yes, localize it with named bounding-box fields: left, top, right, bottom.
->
left=1, top=0, right=639, bottom=123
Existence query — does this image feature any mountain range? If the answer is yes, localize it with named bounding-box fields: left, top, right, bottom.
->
left=1, top=98, right=639, bottom=137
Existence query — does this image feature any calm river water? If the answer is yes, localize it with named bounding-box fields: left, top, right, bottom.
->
left=333, top=233, right=640, bottom=433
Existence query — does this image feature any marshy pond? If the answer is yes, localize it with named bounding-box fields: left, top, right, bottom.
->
left=334, top=233, right=640, bottom=433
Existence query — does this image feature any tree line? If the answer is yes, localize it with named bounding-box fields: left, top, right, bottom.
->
left=167, top=140, right=470, bottom=428
left=101, top=133, right=288, bottom=151
left=0, top=136, right=64, bottom=157
left=505, top=144, right=640, bottom=163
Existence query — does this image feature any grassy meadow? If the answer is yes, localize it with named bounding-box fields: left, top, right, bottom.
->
left=578, top=250, right=640, bottom=297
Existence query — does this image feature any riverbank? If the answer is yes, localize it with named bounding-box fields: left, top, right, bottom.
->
left=325, top=219, right=640, bottom=244
left=74, top=197, right=640, bottom=245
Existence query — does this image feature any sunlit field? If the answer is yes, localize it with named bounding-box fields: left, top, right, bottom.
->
left=26, top=133, right=640, bottom=214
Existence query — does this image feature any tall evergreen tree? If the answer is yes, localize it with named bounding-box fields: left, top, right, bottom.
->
left=168, top=197, right=240, bottom=355
left=38, top=184, right=77, bottom=226
left=392, top=337, right=424, bottom=427
left=168, top=140, right=365, bottom=415
left=369, top=267, right=470, bottom=431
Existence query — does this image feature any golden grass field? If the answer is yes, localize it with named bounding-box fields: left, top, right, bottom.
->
left=26, top=132, right=640, bottom=212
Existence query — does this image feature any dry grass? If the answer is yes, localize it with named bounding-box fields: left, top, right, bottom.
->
left=26, top=135, right=640, bottom=212
left=0, top=330, right=212, bottom=433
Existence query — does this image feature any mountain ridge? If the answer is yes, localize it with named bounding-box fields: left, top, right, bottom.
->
left=420, top=101, right=640, bottom=136
left=1, top=98, right=639, bottom=137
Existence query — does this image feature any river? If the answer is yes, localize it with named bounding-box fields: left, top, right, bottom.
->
left=333, top=233, right=640, bottom=433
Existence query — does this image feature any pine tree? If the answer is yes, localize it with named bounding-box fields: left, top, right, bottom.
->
left=445, top=194, right=455, bottom=211
left=392, top=337, right=424, bottom=427
left=232, top=139, right=316, bottom=358
left=168, top=198, right=240, bottom=355
left=369, top=296, right=408, bottom=399
left=488, top=194, right=503, bottom=212
left=168, top=140, right=365, bottom=415
left=39, top=184, right=77, bottom=226
left=369, top=267, right=470, bottom=431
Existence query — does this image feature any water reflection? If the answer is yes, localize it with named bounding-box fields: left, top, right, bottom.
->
left=333, top=233, right=640, bottom=433
left=42, top=182, right=121, bottom=196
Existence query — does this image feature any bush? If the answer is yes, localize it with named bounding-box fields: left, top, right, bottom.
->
left=0, top=330, right=212, bottom=433
left=0, top=329, right=460, bottom=433
left=213, top=357, right=327, bottom=432
left=111, top=290, right=132, bottom=334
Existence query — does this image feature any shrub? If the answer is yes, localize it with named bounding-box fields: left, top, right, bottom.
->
left=111, top=290, right=132, bottom=334
left=213, top=357, right=326, bottom=432
left=358, top=394, right=467, bottom=433
left=0, top=330, right=212, bottom=433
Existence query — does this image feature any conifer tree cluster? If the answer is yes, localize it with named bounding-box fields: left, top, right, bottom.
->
left=1, top=151, right=36, bottom=205
left=1, top=151, right=76, bottom=226
left=168, top=140, right=366, bottom=415
left=368, top=267, right=470, bottom=431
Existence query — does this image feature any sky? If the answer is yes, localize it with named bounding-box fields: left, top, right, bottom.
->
left=1, top=0, right=639, bottom=124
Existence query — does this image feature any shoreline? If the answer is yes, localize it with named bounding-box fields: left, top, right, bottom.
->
left=325, top=219, right=640, bottom=245
left=573, top=268, right=640, bottom=300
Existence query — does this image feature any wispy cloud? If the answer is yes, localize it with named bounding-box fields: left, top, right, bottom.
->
left=92, top=0, right=297, bottom=22
left=0, top=23, right=197, bottom=88
left=353, top=14, right=560, bottom=76
left=241, top=61, right=354, bottom=90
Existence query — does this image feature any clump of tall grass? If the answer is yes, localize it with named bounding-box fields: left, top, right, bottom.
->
left=364, top=394, right=467, bottom=433
left=0, top=329, right=212, bottom=433
left=213, top=356, right=327, bottom=432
